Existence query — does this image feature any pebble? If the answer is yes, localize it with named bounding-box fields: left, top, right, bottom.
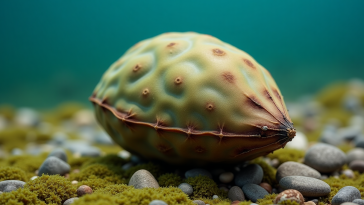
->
left=94, top=131, right=114, bottom=145
left=242, top=183, right=269, bottom=202
left=192, top=200, right=205, bottom=205
left=342, top=169, right=355, bottom=178
left=276, top=161, right=321, bottom=182
left=259, top=182, right=272, bottom=194
left=51, top=132, right=68, bottom=146
left=185, top=168, right=212, bottom=179
left=118, top=150, right=131, bottom=160
left=128, top=169, right=159, bottom=189
left=304, top=202, right=316, bottom=205
left=347, top=148, right=364, bottom=164
left=15, top=108, right=39, bottom=127
left=304, top=143, right=346, bottom=173
left=273, top=189, right=304, bottom=205
left=0, top=180, right=26, bottom=192
left=73, top=109, right=96, bottom=126
left=38, top=156, right=71, bottom=176
left=178, top=183, right=193, bottom=196
left=219, top=172, right=234, bottom=183
left=234, top=164, right=263, bottom=187
left=0, top=191, right=2, bottom=194
left=331, top=186, right=361, bottom=205
left=279, top=176, right=331, bottom=197
left=71, top=180, right=78, bottom=185
left=11, top=148, right=23, bottom=156
left=212, top=195, right=218, bottom=199
left=228, top=186, right=245, bottom=201
left=30, top=176, right=38, bottom=180
left=149, top=200, right=168, bottom=205
left=285, top=131, right=308, bottom=150
left=352, top=199, right=364, bottom=205
left=349, top=160, right=364, bottom=172
left=341, top=203, right=359, bottom=205
left=354, top=136, right=364, bottom=148
left=48, top=148, right=68, bottom=162
left=77, top=185, right=93, bottom=197
left=63, top=197, right=79, bottom=205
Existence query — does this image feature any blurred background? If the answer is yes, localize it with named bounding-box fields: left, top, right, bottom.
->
left=0, top=0, right=364, bottom=108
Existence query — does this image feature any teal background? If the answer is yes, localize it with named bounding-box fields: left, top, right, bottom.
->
left=1, top=0, right=363, bottom=108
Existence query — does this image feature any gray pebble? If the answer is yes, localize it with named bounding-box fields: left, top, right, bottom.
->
left=276, top=161, right=321, bottom=182
left=279, top=176, right=331, bottom=197
left=212, top=195, right=218, bottom=199
left=185, top=168, right=212, bottom=179
left=234, top=164, right=263, bottom=187
left=347, top=148, right=364, bottom=164
left=352, top=199, right=364, bottom=205
left=342, top=169, right=355, bottom=178
left=63, top=197, right=79, bottom=205
left=331, top=186, right=361, bottom=205
left=11, top=148, right=23, bottom=156
left=149, top=200, right=168, bottom=205
left=48, top=148, right=68, bottom=162
left=178, top=183, right=193, bottom=196
left=38, top=156, right=70, bottom=176
left=349, top=160, right=364, bottom=172
left=242, top=183, right=269, bottom=202
left=128, top=169, right=159, bottom=189
left=304, top=143, right=346, bottom=173
left=341, top=203, right=360, bottom=205
left=192, top=200, right=205, bottom=205
left=228, top=186, right=245, bottom=201
left=0, top=180, right=26, bottom=192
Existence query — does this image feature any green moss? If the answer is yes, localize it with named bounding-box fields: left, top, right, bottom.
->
left=72, top=193, right=119, bottom=205
left=337, top=143, right=354, bottom=153
left=68, top=157, right=92, bottom=170
left=250, top=158, right=277, bottom=185
left=184, top=175, right=227, bottom=200
left=0, top=188, right=38, bottom=205
left=0, top=166, right=27, bottom=181
left=158, top=173, right=182, bottom=187
left=94, top=184, right=133, bottom=195
left=256, top=193, right=277, bottom=205
left=94, top=144, right=122, bottom=154
left=1, top=154, right=47, bottom=179
left=55, top=102, right=86, bottom=120
left=81, top=154, right=128, bottom=170
left=315, top=82, right=347, bottom=109
left=195, top=198, right=232, bottom=205
left=0, top=104, right=15, bottom=120
left=305, top=127, right=324, bottom=142
left=280, top=200, right=300, bottom=205
left=77, top=176, right=118, bottom=191
left=267, top=148, right=305, bottom=165
left=24, top=174, right=77, bottom=204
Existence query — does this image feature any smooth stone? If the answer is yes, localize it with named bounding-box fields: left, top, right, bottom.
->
left=352, top=199, right=364, bottom=205
left=342, top=169, right=355, bottom=178
left=149, top=200, right=168, bottom=205
left=274, top=189, right=304, bottom=205
left=259, top=182, right=272, bottom=194
left=304, top=202, right=316, bottom=205
left=219, top=172, right=234, bottom=183
left=341, top=203, right=360, bottom=205
left=38, top=156, right=70, bottom=176
left=349, top=160, right=364, bottom=172
left=285, top=131, right=308, bottom=150
left=63, top=197, right=79, bottom=205
left=310, top=199, right=318, bottom=204
left=178, top=183, right=193, bottom=196
left=77, top=185, right=93, bottom=196
left=129, top=169, right=159, bottom=189
left=192, top=200, right=205, bottom=205
left=276, top=161, right=321, bottom=182
left=320, top=124, right=341, bottom=145
left=347, top=148, right=364, bottom=164
left=94, top=131, right=114, bottom=145
left=331, top=186, right=361, bottom=205
left=234, top=164, right=263, bottom=187
left=279, top=176, right=331, bottom=197
left=51, top=132, right=68, bottom=146
left=0, top=180, right=26, bottom=192
left=354, top=136, right=364, bottom=148
left=228, top=186, right=245, bottom=201
left=242, top=184, right=269, bottom=202
left=11, top=148, right=23, bottom=156
left=118, top=150, right=131, bottom=159
left=304, top=143, right=346, bottom=173
left=212, top=195, right=218, bottom=199
left=185, top=168, right=212, bottom=179
left=48, top=148, right=68, bottom=162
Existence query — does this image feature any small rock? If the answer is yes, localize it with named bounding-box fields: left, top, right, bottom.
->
left=94, top=131, right=114, bottom=145
left=73, top=109, right=96, bottom=126
left=274, top=189, right=304, bottom=205
left=347, top=148, right=364, bottom=164
left=352, top=199, right=364, bottom=205
left=342, top=169, right=355, bottom=178
left=259, top=182, right=272, bottom=194
left=285, top=131, right=308, bottom=150
left=0, top=191, right=2, bottom=194
left=228, top=186, right=245, bottom=201
left=270, top=158, right=280, bottom=168
left=304, top=202, right=316, bottom=205
left=38, top=156, right=70, bottom=176
left=331, top=186, right=361, bottom=205
left=349, top=160, right=364, bottom=172
left=242, top=183, right=269, bottom=202
left=304, top=143, right=346, bottom=173
left=178, top=183, right=193, bottom=196
left=118, top=150, right=131, bottom=159
left=71, top=180, right=78, bottom=185
left=276, top=161, right=321, bottom=182
left=185, top=168, right=212, bottom=179
left=0, top=180, right=26, bottom=192
left=310, top=199, right=318, bottom=204
left=77, top=185, right=93, bottom=197
left=48, top=148, right=68, bottom=162
left=30, top=176, right=38, bottom=180
left=15, top=108, right=39, bottom=127
left=129, top=169, right=159, bottom=189
left=212, top=195, right=219, bottom=199
left=230, top=201, right=240, bottom=205
left=149, top=200, right=168, bottom=205
left=11, top=148, right=23, bottom=156
left=279, top=176, right=331, bottom=197
left=341, top=203, right=360, bottom=205
left=234, top=164, right=263, bottom=187
left=192, top=200, right=205, bottom=205
left=219, top=172, right=234, bottom=183
left=63, top=197, right=79, bottom=205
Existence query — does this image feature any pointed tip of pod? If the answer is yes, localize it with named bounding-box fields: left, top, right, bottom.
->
left=287, top=128, right=296, bottom=139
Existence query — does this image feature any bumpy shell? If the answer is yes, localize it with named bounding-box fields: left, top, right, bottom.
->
left=90, top=32, right=295, bottom=165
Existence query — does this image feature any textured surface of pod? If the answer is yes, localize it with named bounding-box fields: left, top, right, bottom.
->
left=90, top=32, right=295, bottom=165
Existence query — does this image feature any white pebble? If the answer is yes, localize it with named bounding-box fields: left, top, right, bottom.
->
left=30, top=176, right=38, bottom=180
left=212, top=195, right=219, bottom=199
left=219, top=172, right=234, bottom=183
left=72, top=180, right=78, bottom=185
left=118, top=150, right=131, bottom=159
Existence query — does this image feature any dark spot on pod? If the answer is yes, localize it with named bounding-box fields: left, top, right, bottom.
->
left=243, top=58, right=256, bottom=69
left=133, top=64, right=141, bottom=72
left=195, top=146, right=205, bottom=153
left=206, top=103, right=214, bottom=111
left=273, top=89, right=282, bottom=99
left=142, top=88, right=149, bottom=96
left=222, top=72, right=235, bottom=83
left=212, top=48, right=225, bottom=56
left=174, top=77, right=182, bottom=85
left=167, top=42, right=176, bottom=47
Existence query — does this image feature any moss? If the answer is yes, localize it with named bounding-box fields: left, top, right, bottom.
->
left=24, top=174, right=77, bottom=204
left=77, top=176, right=118, bottom=191
left=81, top=154, right=128, bottom=170
left=267, top=148, right=305, bottom=165
left=0, top=166, right=28, bottom=181
left=320, top=108, right=352, bottom=127
left=280, top=200, right=300, bottom=205
left=256, top=193, right=277, bottom=205
left=94, top=144, right=122, bottom=154
left=72, top=193, right=119, bottom=205
left=305, top=127, right=324, bottom=142
left=94, top=184, right=133, bottom=195
left=0, top=104, right=15, bottom=120
left=158, top=173, right=182, bottom=187
left=68, top=157, right=92, bottom=170
left=0, top=187, right=38, bottom=205
left=184, top=175, right=227, bottom=200
left=55, top=102, right=86, bottom=120
left=195, top=198, right=232, bottom=205
left=250, top=158, right=277, bottom=185
left=337, top=143, right=354, bottom=153
left=315, top=82, right=347, bottom=109
left=124, top=162, right=164, bottom=181
left=1, top=154, right=47, bottom=179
